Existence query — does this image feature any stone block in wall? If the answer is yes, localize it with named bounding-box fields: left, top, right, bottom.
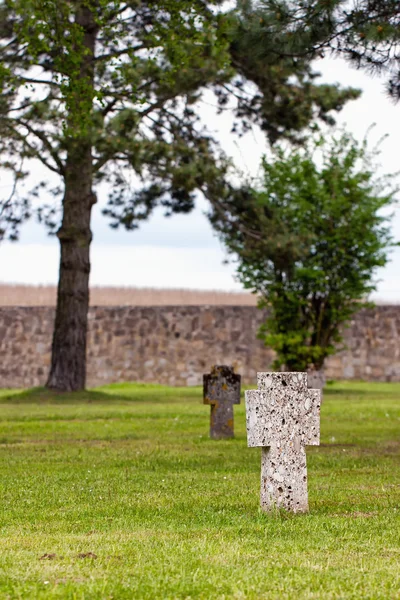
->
left=1, top=305, right=400, bottom=388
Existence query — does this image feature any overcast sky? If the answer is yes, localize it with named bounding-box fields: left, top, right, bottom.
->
left=1, top=56, right=399, bottom=299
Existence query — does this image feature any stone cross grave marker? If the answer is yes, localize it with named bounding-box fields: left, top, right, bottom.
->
left=245, top=372, right=321, bottom=512
left=203, top=365, right=241, bottom=439
left=307, top=369, right=326, bottom=401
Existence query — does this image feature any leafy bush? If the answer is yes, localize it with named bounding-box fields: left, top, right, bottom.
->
left=211, top=131, right=399, bottom=371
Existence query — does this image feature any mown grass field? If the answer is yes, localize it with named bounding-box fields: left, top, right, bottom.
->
left=0, top=381, right=399, bottom=599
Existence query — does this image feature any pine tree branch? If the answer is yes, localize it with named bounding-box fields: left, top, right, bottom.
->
left=7, top=101, right=36, bottom=113
left=0, top=36, right=19, bottom=51
left=4, top=129, right=61, bottom=175
left=13, top=76, right=61, bottom=88
left=100, top=97, right=119, bottom=116
left=139, top=95, right=179, bottom=118
left=93, top=151, right=114, bottom=174
left=7, top=119, right=65, bottom=176
left=94, top=44, right=146, bottom=62
left=7, top=91, right=57, bottom=114
left=263, top=2, right=400, bottom=61
left=104, top=2, right=130, bottom=21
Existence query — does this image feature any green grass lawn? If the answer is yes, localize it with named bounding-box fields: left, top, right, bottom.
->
left=0, top=381, right=399, bottom=599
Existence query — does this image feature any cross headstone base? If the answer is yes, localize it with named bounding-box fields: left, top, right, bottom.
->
left=210, top=403, right=234, bottom=439
left=261, top=446, right=308, bottom=512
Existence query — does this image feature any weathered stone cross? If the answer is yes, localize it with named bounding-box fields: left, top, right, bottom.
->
left=203, top=365, right=241, bottom=439
left=245, top=372, right=321, bottom=513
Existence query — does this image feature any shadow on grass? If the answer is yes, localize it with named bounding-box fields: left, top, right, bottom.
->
left=324, top=381, right=400, bottom=397
left=324, top=387, right=372, bottom=397
left=2, top=380, right=399, bottom=404
left=0, top=385, right=202, bottom=404
left=0, top=387, right=132, bottom=404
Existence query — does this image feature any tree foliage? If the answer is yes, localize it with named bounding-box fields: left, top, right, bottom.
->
left=210, top=132, right=399, bottom=371
left=0, top=0, right=233, bottom=234
left=0, top=0, right=362, bottom=239
left=252, top=1, right=400, bottom=100
left=217, top=1, right=361, bottom=144
left=0, top=161, right=30, bottom=241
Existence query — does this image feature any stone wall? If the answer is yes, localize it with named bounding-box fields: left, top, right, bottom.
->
left=1, top=305, right=400, bottom=388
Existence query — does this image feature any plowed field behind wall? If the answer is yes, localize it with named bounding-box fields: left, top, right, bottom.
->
left=0, top=284, right=258, bottom=306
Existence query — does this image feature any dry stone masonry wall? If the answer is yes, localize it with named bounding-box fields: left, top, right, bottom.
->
left=1, top=305, right=400, bottom=388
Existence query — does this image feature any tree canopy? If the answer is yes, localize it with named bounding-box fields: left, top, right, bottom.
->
left=210, top=131, right=398, bottom=371
left=251, top=1, right=400, bottom=100
left=0, top=0, right=361, bottom=238
left=0, top=0, right=233, bottom=234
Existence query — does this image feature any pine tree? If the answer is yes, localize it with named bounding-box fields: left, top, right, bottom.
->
left=0, top=0, right=360, bottom=391
left=1, top=0, right=231, bottom=391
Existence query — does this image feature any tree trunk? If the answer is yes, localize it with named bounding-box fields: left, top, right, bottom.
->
left=46, top=6, right=97, bottom=392
left=46, top=159, right=96, bottom=392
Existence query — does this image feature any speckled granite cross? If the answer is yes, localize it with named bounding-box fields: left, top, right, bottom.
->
left=203, top=365, right=241, bottom=439
left=245, top=372, right=321, bottom=513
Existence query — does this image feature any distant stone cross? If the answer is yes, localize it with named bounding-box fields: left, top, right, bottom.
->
left=245, top=372, right=321, bottom=513
left=203, top=365, right=241, bottom=439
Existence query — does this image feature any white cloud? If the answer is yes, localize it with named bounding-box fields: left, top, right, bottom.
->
left=0, top=241, right=243, bottom=291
